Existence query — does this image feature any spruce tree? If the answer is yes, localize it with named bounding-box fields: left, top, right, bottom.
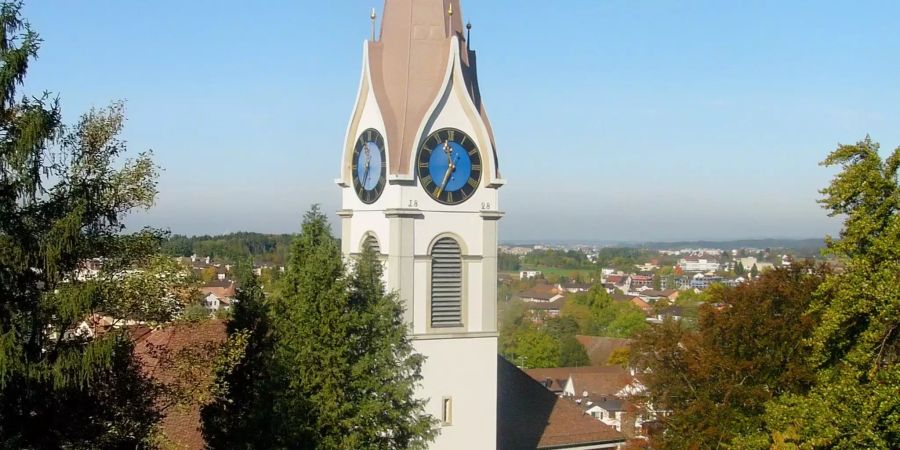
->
left=0, top=2, right=165, bottom=446
left=266, top=205, right=435, bottom=449
left=345, top=237, right=436, bottom=449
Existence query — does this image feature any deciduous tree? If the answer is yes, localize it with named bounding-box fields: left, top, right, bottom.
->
left=747, top=137, right=900, bottom=449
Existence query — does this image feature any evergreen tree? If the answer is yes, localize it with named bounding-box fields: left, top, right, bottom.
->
left=750, top=263, right=759, bottom=278
left=734, top=261, right=745, bottom=276
left=748, top=137, right=900, bottom=448
left=0, top=2, right=165, bottom=446
left=202, top=261, right=277, bottom=449
left=558, top=335, right=590, bottom=367
left=267, top=206, right=435, bottom=449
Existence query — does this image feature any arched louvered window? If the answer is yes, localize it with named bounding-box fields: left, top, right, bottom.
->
left=431, top=237, right=462, bottom=328
left=362, top=234, right=380, bottom=255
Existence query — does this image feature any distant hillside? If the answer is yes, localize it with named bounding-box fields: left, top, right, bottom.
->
left=162, top=232, right=297, bottom=265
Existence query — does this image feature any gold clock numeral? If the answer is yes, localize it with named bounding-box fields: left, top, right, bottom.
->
left=460, top=135, right=467, bottom=146
left=468, top=148, right=477, bottom=156
left=366, top=130, right=372, bottom=141
left=418, top=162, right=428, bottom=168
left=471, top=164, right=481, bottom=171
left=446, top=192, right=454, bottom=203
left=447, top=129, right=455, bottom=141
left=422, top=175, right=433, bottom=186
left=467, top=178, right=478, bottom=188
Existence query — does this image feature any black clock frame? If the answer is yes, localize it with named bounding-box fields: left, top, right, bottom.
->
left=416, top=127, right=482, bottom=205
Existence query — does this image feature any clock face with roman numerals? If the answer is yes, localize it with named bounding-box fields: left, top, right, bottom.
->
left=416, top=128, right=482, bottom=205
left=351, top=128, right=386, bottom=204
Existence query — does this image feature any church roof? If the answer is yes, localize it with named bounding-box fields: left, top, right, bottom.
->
left=499, top=357, right=626, bottom=449
left=369, top=0, right=496, bottom=176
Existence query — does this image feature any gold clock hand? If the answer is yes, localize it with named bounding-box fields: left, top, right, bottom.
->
left=435, top=140, right=455, bottom=197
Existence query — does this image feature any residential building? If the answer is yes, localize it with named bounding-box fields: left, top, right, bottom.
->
left=628, top=274, right=654, bottom=289
left=690, top=273, right=724, bottom=289
left=557, top=281, right=591, bottom=293
left=520, top=284, right=565, bottom=303
left=678, top=255, right=721, bottom=272
left=520, top=270, right=543, bottom=279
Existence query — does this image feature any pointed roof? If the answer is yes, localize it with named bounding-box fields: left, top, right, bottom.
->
left=368, top=0, right=496, bottom=175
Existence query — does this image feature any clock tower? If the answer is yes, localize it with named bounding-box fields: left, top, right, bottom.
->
left=336, top=0, right=504, bottom=448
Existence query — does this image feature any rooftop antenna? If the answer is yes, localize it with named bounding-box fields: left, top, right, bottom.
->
left=466, top=21, right=472, bottom=50
left=370, top=8, right=377, bottom=41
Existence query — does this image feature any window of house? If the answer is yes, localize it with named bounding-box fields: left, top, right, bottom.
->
left=431, top=237, right=462, bottom=327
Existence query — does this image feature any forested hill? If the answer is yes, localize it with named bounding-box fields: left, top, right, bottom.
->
left=162, top=232, right=296, bottom=265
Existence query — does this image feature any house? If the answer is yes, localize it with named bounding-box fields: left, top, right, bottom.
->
left=634, top=262, right=659, bottom=272
left=575, top=335, right=633, bottom=367
left=203, top=293, right=232, bottom=311
left=605, top=274, right=626, bottom=286
left=526, top=366, right=602, bottom=396
left=637, top=289, right=678, bottom=302
left=525, top=296, right=567, bottom=322
left=520, top=284, right=565, bottom=303
left=500, top=358, right=626, bottom=449
left=520, top=270, right=542, bottom=279
left=648, top=306, right=684, bottom=324
left=690, top=273, right=723, bottom=289
left=557, top=281, right=591, bottom=293
left=630, top=297, right=652, bottom=315
left=628, top=274, right=654, bottom=289
left=678, top=255, right=720, bottom=272
left=200, top=279, right=236, bottom=298
left=579, top=396, right=627, bottom=432
left=562, top=366, right=638, bottom=399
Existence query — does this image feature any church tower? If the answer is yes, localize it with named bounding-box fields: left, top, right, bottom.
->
left=336, top=0, right=503, bottom=448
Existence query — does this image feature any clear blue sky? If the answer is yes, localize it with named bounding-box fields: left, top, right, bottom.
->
left=23, top=1, right=900, bottom=241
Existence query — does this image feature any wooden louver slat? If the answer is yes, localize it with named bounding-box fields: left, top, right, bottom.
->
left=431, top=237, right=462, bottom=327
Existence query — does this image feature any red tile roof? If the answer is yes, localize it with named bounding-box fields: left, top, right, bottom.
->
left=575, top=335, right=633, bottom=366
left=133, top=320, right=227, bottom=450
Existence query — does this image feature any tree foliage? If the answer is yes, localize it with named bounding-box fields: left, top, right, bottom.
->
left=208, top=206, right=436, bottom=449
left=162, top=232, right=295, bottom=265
left=745, top=138, right=900, bottom=449
left=0, top=2, right=166, bottom=446
left=202, top=261, right=278, bottom=449
left=565, top=288, right=647, bottom=338
left=632, top=264, right=826, bottom=449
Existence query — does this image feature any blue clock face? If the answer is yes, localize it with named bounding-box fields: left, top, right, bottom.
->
left=356, top=142, right=382, bottom=190
left=417, top=128, right=481, bottom=205
left=351, top=129, right=386, bottom=204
